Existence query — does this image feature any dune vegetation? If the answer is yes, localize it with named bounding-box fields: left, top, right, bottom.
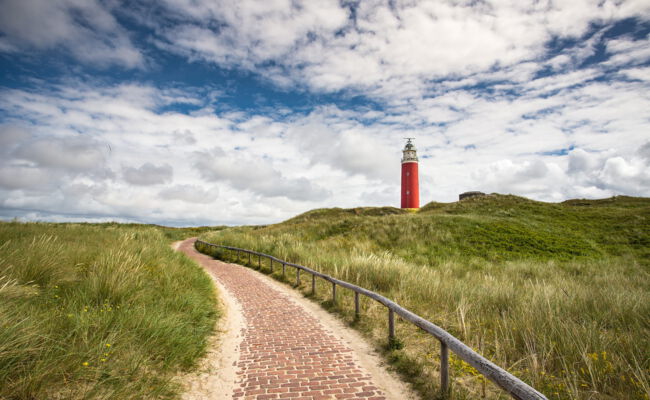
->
left=197, top=194, right=650, bottom=400
left=0, top=222, right=219, bottom=399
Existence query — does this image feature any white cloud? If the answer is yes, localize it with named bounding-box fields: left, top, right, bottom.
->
left=0, top=0, right=144, bottom=68
left=604, top=34, right=650, bottom=68
left=147, top=0, right=650, bottom=99
left=0, top=124, right=30, bottom=151
left=599, top=156, right=650, bottom=194
left=153, top=0, right=348, bottom=69
left=621, top=66, right=650, bottom=82
left=0, top=165, right=52, bottom=190
left=639, top=142, right=650, bottom=161
left=123, top=163, right=173, bottom=186
left=470, top=158, right=567, bottom=200
left=159, top=184, right=218, bottom=204
left=193, top=147, right=331, bottom=201
left=286, top=108, right=397, bottom=182
left=568, top=148, right=596, bottom=175
left=0, top=124, right=113, bottom=193
left=0, top=83, right=340, bottom=225
left=14, top=135, right=107, bottom=173
left=469, top=145, right=650, bottom=202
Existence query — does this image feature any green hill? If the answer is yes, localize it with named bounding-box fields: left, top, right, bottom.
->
left=199, top=194, right=650, bottom=400
left=278, top=194, right=649, bottom=264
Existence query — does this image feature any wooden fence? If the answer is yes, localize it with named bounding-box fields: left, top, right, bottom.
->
left=195, top=239, right=548, bottom=400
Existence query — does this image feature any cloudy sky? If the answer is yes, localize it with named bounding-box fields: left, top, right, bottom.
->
left=1, top=0, right=649, bottom=226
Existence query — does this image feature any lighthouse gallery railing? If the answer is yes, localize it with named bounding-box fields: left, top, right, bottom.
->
left=195, top=239, right=548, bottom=400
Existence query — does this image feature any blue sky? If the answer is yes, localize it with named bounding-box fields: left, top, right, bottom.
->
left=1, top=0, right=649, bottom=226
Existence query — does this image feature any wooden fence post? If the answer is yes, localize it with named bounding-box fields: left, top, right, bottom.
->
left=282, top=263, right=286, bottom=278
left=296, top=269, right=300, bottom=286
left=332, top=283, right=336, bottom=304
left=354, top=292, right=360, bottom=319
left=312, top=274, right=316, bottom=294
left=388, top=309, right=395, bottom=342
left=258, top=255, right=261, bottom=269
left=441, top=341, right=449, bottom=394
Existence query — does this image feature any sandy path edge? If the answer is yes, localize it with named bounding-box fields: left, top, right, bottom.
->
left=173, top=238, right=417, bottom=400
left=172, top=240, right=244, bottom=400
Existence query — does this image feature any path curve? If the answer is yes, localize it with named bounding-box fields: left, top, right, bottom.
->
left=177, top=238, right=416, bottom=400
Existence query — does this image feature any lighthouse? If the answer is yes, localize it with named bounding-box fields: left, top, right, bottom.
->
left=401, top=138, right=419, bottom=209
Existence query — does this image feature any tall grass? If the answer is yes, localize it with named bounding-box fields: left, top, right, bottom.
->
left=198, top=195, right=650, bottom=400
left=0, top=222, right=219, bottom=399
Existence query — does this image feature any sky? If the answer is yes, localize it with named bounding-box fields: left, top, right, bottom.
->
left=1, top=0, right=649, bottom=227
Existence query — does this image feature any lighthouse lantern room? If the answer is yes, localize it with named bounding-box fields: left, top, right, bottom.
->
left=401, top=138, right=420, bottom=209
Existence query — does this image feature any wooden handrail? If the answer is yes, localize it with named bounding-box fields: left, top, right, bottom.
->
left=195, top=239, right=548, bottom=400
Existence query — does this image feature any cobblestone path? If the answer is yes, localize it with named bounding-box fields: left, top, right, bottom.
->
left=178, top=238, right=388, bottom=400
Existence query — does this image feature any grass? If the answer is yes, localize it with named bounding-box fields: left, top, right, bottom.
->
left=0, top=221, right=220, bottom=399
left=197, top=194, right=650, bottom=400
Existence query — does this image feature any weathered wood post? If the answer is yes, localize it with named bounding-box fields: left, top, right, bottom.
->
left=388, top=309, right=395, bottom=342
left=258, top=254, right=261, bottom=269
left=248, top=252, right=251, bottom=265
left=270, top=258, right=273, bottom=273
left=282, top=263, right=286, bottom=278
left=332, top=282, right=337, bottom=304
left=312, top=274, right=316, bottom=294
left=354, top=292, right=360, bottom=319
left=296, top=268, right=301, bottom=286
left=441, top=341, right=449, bottom=393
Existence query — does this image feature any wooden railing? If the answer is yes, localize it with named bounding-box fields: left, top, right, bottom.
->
left=195, top=239, right=548, bottom=400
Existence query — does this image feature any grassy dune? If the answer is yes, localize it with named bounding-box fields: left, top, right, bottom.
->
left=0, top=222, right=219, bottom=399
left=198, top=194, right=650, bottom=400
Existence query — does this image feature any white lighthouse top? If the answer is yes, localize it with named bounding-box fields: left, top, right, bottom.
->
left=402, top=138, right=418, bottom=163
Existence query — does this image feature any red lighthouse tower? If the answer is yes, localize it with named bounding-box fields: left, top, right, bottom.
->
left=401, top=138, right=419, bottom=209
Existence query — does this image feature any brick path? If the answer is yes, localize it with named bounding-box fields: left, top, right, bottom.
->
left=178, top=238, right=387, bottom=400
